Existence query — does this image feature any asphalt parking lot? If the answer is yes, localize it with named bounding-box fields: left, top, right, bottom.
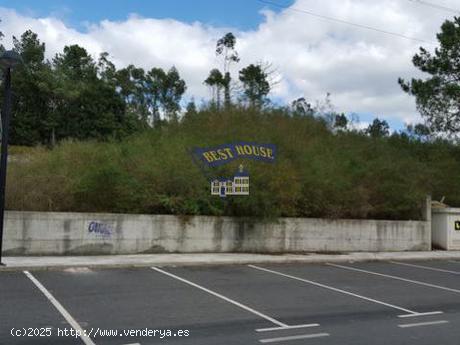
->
left=1, top=260, right=460, bottom=345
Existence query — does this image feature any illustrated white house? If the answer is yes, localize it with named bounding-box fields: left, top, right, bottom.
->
left=211, top=165, right=249, bottom=197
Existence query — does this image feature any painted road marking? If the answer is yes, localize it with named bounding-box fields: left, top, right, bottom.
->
left=398, top=311, right=444, bottom=318
left=23, top=271, right=96, bottom=345
left=256, top=324, right=319, bottom=332
left=328, top=263, right=460, bottom=294
left=391, top=261, right=460, bottom=275
left=259, top=333, right=330, bottom=343
left=248, top=265, right=419, bottom=315
left=151, top=267, right=288, bottom=327
left=398, top=320, right=449, bottom=328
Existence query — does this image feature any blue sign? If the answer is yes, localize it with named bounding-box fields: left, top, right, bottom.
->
left=192, top=142, right=276, bottom=167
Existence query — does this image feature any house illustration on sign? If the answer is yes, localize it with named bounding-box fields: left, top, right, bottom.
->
left=211, top=164, right=249, bottom=197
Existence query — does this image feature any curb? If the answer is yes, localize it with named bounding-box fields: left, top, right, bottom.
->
left=1, top=251, right=460, bottom=272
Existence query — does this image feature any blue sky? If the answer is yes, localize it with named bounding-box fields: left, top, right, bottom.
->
left=1, top=0, right=293, bottom=31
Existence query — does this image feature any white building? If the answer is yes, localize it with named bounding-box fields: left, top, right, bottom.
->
left=211, top=165, right=249, bottom=197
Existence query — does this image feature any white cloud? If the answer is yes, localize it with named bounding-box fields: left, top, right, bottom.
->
left=349, top=120, right=370, bottom=132
left=0, top=1, right=457, bottom=123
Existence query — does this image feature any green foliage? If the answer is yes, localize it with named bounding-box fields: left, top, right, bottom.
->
left=204, top=68, right=225, bottom=108
left=5, top=30, right=186, bottom=146
left=215, top=32, right=239, bottom=107
left=334, top=113, right=348, bottom=130
left=239, top=64, right=270, bottom=108
left=6, top=106, right=453, bottom=220
left=291, top=97, right=314, bottom=117
left=399, top=17, right=460, bottom=136
left=204, top=32, right=240, bottom=108
left=216, top=32, right=240, bottom=68
left=366, top=118, right=390, bottom=138
left=4, top=28, right=459, bottom=220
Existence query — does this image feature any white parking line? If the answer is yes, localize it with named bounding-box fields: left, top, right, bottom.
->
left=328, top=263, right=460, bottom=294
left=151, top=267, right=288, bottom=327
left=391, top=261, right=460, bottom=275
left=23, top=271, right=96, bottom=345
left=398, top=320, right=449, bottom=328
left=256, top=324, right=319, bottom=332
left=259, top=333, right=330, bottom=343
left=398, top=311, right=443, bottom=318
left=248, top=265, right=419, bottom=315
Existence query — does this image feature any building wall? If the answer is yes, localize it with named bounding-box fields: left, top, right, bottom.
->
left=3, top=211, right=431, bottom=255
left=432, top=208, right=460, bottom=250
left=432, top=210, right=448, bottom=249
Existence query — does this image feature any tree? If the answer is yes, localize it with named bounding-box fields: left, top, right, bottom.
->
left=216, top=32, right=240, bottom=72
left=366, top=118, right=390, bottom=138
left=98, top=52, right=117, bottom=85
left=204, top=68, right=225, bottom=108
left=116, top=66, right=186, bottom=126
left=117, top=65, right=151, bottom=125
left=334, top=113, right=348, bottom=130
left=13, top=30, right=45, bottom=68
left=399, top=17, right=460, bottom=137
left=146, top=67, right=165, bottom=125
left=160, top=67, right=186, bottom=122
left=291, top=97, right=314, bottom=116
left=184, top=99, right=197, bottom=119
left=3, top=29, right=190, bottom=145
left=405, top=123, right=432, bottom=141
left=52, top=44, right=128, bottom=141
left=215, top=32, right=240, bottom=107
left=314, top=92, right=336, bottom=129
left=53, top=45, right=97, bottom=81
left=10, top=30, right=54, bottom=145
left=239, top=64, right=270, bottom=108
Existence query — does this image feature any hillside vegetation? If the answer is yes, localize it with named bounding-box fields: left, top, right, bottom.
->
left=6, top=106, right=459, bottom=220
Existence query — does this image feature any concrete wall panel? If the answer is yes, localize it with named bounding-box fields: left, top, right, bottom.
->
left=3, top=211, right=431, bottom=255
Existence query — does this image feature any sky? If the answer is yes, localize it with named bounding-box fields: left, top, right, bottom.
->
left=0, top=0, right=459, bottom=130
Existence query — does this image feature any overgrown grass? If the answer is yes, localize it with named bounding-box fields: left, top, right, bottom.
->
left=6, top=106, right=459, bottom=220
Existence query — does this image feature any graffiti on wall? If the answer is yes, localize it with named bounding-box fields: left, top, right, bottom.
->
left=88, top=221, right=113, bottom=238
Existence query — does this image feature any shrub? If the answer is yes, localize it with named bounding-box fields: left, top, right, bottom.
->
left=6, top=106, right=455, bottom=220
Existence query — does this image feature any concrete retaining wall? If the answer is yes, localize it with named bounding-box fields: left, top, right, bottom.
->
left=3, top=211, right=431, bottom=255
